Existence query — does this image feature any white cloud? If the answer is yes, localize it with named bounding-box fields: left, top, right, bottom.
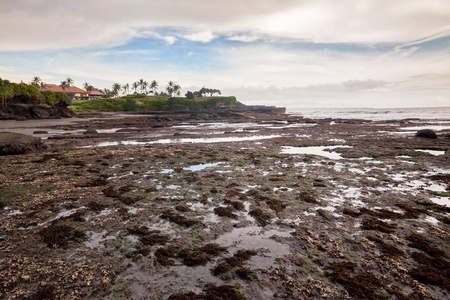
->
left=1, top=0, right=450, bottom=50
left=227, top=34, right=260, bottom=43
left=136, top=31, right=177, bottom=45
left=182, top=31, right=215, bottom=43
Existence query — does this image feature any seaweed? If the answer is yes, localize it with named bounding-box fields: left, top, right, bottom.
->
left=395, top=203, right=426, bottom=219
left=223, top=199, right=245, bottom=211
left=317, top=209, right=334, bottom=221
left=212, top=249, right=257, bottom=276
left=175, top=204, right=192, bottom=212
left=168, top=283, right=245, bottom=300
left=214, top=206, right=238, bottom=219
left=343, top=207, right=361, bottom=217
left=39, top=222, right=86, bottom=248
left=235, top=267, right=258, bottom=281
left=266, top=199, right=286, bottom=212
left=140, top=232, right=170, bottom=246
left=407, top=233, right=447, bottom=257
left=30, top=285, right=56, bottom=300
left=297, top=191, right=318, bottom=204
left=249, top=208, right=272, bottom=226
left=361, top=217, right=397, bottom=233
left=160, top=210, right=202, bottom=227
left=102, top=186, right=120, bottom=198
left=155, top=247, right=176, bottom=266
left=367, top=235, right=404, bottom=258
left=87, top=201, right=106, bottom=212
left=178, top=243, right=227, bottom=266
left=326, top=262, right=388, bottom=300
left=409, top=252, right=450, bottom=287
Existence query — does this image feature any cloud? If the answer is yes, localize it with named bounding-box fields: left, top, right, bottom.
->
left=1, top=0, right=450, bottom=50
left=182, top=31, right=215, bottom=43
left=136, top=31, right=177, bottom=45
left=226, top=34, right=260, bottom=43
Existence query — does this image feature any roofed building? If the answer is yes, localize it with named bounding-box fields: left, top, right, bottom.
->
left=40, top=84, right=104, bottom=99
left=40, top=84, right=89, bottom=99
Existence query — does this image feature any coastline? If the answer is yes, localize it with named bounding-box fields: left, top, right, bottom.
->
left=0, top=111, right=449, bottom=299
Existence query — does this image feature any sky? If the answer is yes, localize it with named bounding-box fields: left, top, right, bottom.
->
left=1, top=0, right=450, bottom=109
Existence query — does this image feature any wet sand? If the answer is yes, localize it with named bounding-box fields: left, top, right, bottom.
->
left=0, top=112, right=449, bottom=299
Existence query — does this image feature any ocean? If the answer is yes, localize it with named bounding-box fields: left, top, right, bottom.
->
left=288, top=106, right=450, bottom=121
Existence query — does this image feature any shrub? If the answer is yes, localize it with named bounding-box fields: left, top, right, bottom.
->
left=42, top=91, right=72, bottom=106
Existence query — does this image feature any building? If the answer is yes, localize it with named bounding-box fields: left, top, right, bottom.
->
left=87, top=89, right=104, bottom=99
left=40, top=84, right=103, bottom=99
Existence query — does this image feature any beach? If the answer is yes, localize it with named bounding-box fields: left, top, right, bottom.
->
left=0, top=110, right=449, bottom=299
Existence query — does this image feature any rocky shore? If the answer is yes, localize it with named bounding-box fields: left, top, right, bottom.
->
left=0, top=112, right=449, bottom=299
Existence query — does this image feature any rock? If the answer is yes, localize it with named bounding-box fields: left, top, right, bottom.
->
left=415, top=129, right=437, bottom=139
left=0, top=132, right=45, bottom=155
left=30, top=106, right=50, bottom=119
left=84, top=128, right=98, bottom=135
left=33, top=130, right=49, bottom=134
left=0, top=104, right=74, bottom=120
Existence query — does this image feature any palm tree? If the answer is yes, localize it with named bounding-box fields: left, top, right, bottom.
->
left=112, top=83, right=121, bottom=97
left=39, top=82, right=46, bottom=90
left=138, top=79, right=145, bottom=93
left=132, top=82, right=139, bottom=94
left=142, top=81, right=149, bottom=94
left=65, top=78, right=74, bottom=89
left=60, top=81, right=67, bottom=90
left=150, top=80, right=158, bottom=94
left=173, top=84, right=181, bottom=96
left=166, top=81, right=175, bottom=96
left=122, top=83, right=130, bottom=95
left=30, top=76, right=41, bottom=87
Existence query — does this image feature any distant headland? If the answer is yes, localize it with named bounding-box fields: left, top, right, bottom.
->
left=0, top=77, right=285, bottom=120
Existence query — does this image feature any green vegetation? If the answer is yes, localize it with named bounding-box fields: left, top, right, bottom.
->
left=41, top=91, right=72, bottom=106
left=70, top=94, right=237, bottom=113
left=1, top=78, right=72, bottom=108
left=1, top=78, right=44, bottom=107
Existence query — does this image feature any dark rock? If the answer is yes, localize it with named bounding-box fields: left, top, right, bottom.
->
left=0, top=132, right=45, bottom=155
left=415, top=129, right=437, bottom=139
left=33, top=130, right=49, bottom=134
left=0, top=104, right=74, bottom=120
left=30, top=106, right=50, bottom=119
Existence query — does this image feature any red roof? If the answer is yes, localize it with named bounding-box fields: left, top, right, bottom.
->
left=40, top=84, right=88, bottom=94
left=89, top=89, right=103, bottom=96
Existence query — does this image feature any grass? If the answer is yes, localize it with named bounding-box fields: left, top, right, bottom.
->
left=69, top=95, right=237, bottom=113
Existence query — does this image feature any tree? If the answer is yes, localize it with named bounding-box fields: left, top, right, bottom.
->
left=39, top=82, right=46, bottom=90
left=30, top=76, right=42, bottom=87
left=150, top=80, right=158, bottom=94
left=173, top=84, right=181, bottom=96
left=60, top=81, right=67, bottom=90
left=112, top=83, right=121, bottom=97
left=142, top=81, right=149, bottom=94
left=65, top=78, right=74, bottom=89
left=166, top=81, right=174, bottom=97
left=122, top=83, right=130, bottom=95
left=185, top=91, right=194, bottom=99
left=132, top=82, right=139, bottom=94
left=138, top=79, right=145, bottom=93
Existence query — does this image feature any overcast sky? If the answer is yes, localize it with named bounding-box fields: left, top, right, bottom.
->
left=1, top=0, right=449, bottom=109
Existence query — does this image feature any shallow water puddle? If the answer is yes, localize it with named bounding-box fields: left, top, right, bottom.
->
left=183, top=162, right=222, bottom=172
left=430, top=196, right=450, bottom=207
left=85, top=230, right=117, bottom=249
left=399, top=125, right=450, bottom=131
left=415, top=149, right=446, bottom=156
left=38, top=206, right=86, bottom=226
left=214, top=225, right=292, bottom=269
left=90, top=135, right=282, bottom=147
left=96, top=128, right=123, bottom=133
left=281, top=145, right=352, bottom=160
